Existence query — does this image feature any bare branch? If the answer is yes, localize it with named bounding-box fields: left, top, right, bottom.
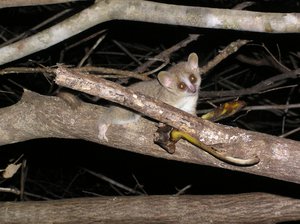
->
left=200, top=68, right=300, bottom=98
left=134, top=34, right=200, bottom=74
left=0, top=66, right=151, bottom=81
left=52, top=67, right=300, bottom=184
left=0, top=0, right=85, bottom=8
left=1, top=193, right=300, bottom=223
left=1, top=0, right=300, bottom=65
left=200, top=39, right=251, bottom=75
left=82, top=168, right=145, bottom=196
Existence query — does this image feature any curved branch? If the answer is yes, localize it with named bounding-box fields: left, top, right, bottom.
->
left=1, top=0, right=300, bottom=65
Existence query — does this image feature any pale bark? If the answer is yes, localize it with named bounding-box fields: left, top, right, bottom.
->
left=1, top=193, right=300, bottom=223
left=0, top=0, right=84, bottom=8
left=1, top=67, right=300, bottom=184
left=1, top=0, right=300, bottom=65
left=53, top=67, right=300, bottom=185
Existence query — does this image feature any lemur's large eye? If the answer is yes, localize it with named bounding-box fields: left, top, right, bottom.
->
left=189, top=74, right=197, bottom=83
left=178, top=82, right=186, bottom=90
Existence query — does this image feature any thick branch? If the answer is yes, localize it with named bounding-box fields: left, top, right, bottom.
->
left=2, top=87, right=300, bottom=184
left=1, top=193, right=300, bottom=223
left=52, top=67, right=300, bottom=184
left=1, top=0, right=300, bottom=65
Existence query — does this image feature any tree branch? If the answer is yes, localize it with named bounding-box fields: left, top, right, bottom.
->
left=0, top=0, right=85, bottom=8
left=200, top=68, right=300, bottom=98
left=1, top=0, right=300, bottom=65
left=2, top=85, right=300, bottom=184
left=1, top=193, right=300, bottom=223
left=56, top=66, right=300, bottom=184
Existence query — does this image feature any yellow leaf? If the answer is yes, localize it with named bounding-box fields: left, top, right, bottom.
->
left=202, top=101, right=246, bottom=121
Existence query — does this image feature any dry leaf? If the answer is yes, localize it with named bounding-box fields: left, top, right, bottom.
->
left=2, top=163, right=22, bottom=178
left=201, top=101, right=246, bottom=121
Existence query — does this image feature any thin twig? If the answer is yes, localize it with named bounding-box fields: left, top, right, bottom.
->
left=132, top=174, right=148, bottom=196
left=59, top=29, right=107, bottom=63
left=280, top=126, right=300, bottom=138
left=82, top=168, right=145, bottom=196
left=198, top=103, right=300, bottom=115
left=134, top=34, right=200, bottom=74
left=0, top=66, right=152, bottom=81
left=113, top=40, right=143, bottom=66
left=175, top=185, right=192, bottom=196
left=200, top=68, right=300, bottom=98
left=77, top=33, right=107, bottom=68
left=0, top=187, right=52, bottom=200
